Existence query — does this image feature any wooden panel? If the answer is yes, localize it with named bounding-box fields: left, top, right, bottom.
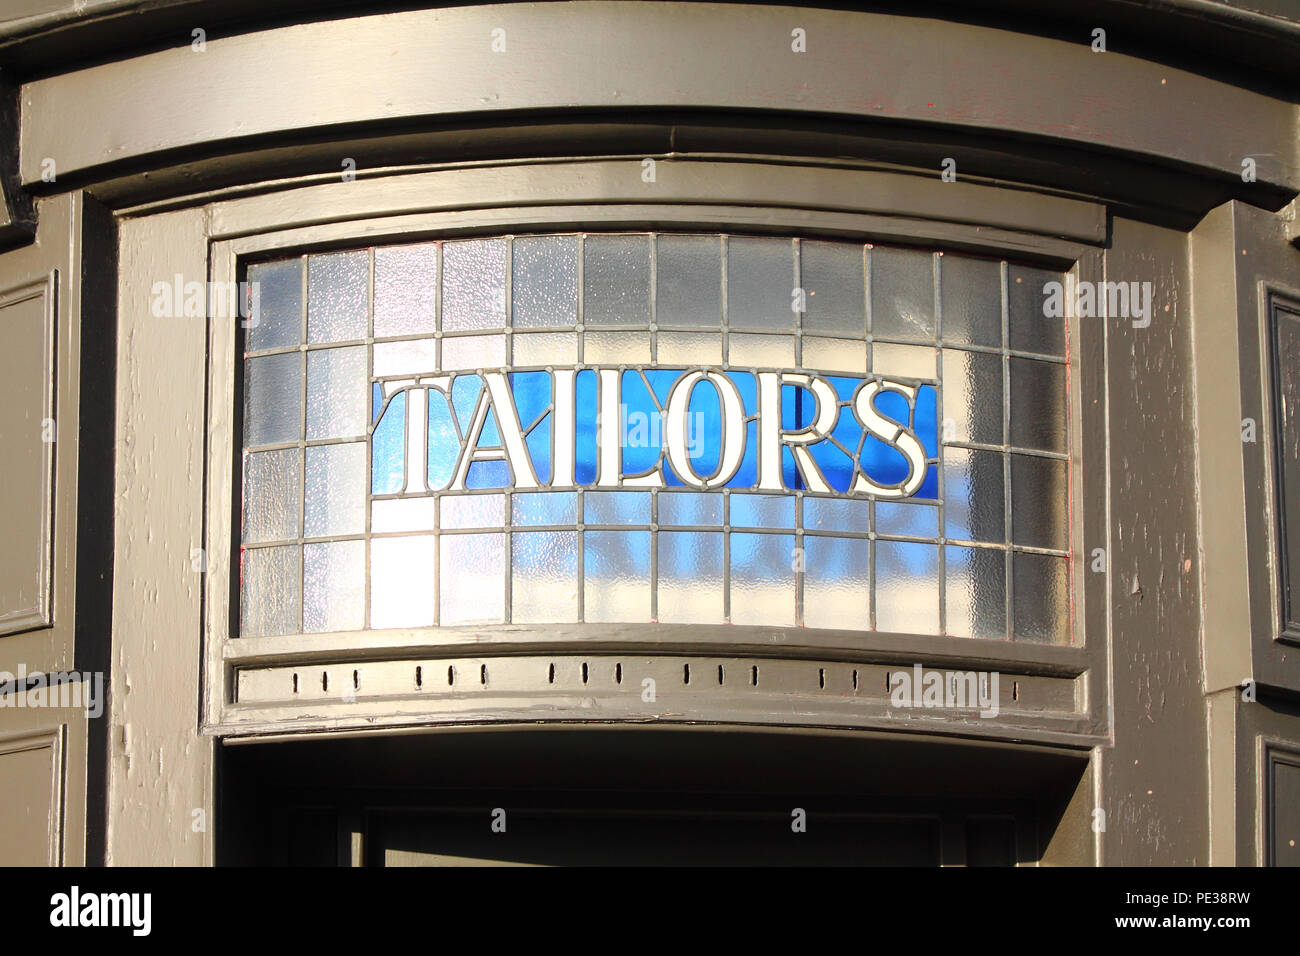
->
left=0, top=728, right=63, bottom=866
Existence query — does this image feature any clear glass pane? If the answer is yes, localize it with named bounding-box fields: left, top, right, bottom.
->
left=803, top=497, right=870, bottom=534
left=369, top=535, right=435, bottom=628
left=1008, top=265, right=1065, bottom=356
left=727, top=237, right=794, bottom=331
left=942, top=348, right=1004, bottom=445
left=306, top=346, right=368, bottom=440
left=656, top=235, right=721, bottom=327
left=307, top=251, right=368, bottom=344
left=244, top=351, right=302, bottom=447
left=802, top=337, right=867, bottom=374
left=371, top=497, right=436, bottom=533
left=730, top=494, right=794, bottom=528
left=242, top=448, right=300, bottom=544
left=442, top=494, right=505, bottom=529
left=940, top=254, right=1002, bottom=347
left=876, top=501, right=938, bottom=538
left=442, top=334, right=506, bottom=370
left=584, top=530, right=651, bottom=622
left=585, top=330, right=651, bottom=364
left=871, top=247, right=935, bottom=340
left=801, top=240, right=865, bottom=336
left=302, top=539, right=365, bottom=633
left=1010, top=454, right=1069, bottom=551
left=729, top=332, right=794, bottom=368
left=1009, top=358, right=1067, bottom=453
left=373, top=339, right=438, bottom=377
left=803, top=535, right=869, bottom=630
left=658, top=491, right=723, bottom=526
left=513, top=331, right=577, bottom=366
left=512, top=492, right=578, bottom=526
left=512, top=530, right=579, bottom=623
left=658, top=530, right=724, bottom=623
left=439, top=532, right=506, bottom=625
left=945, top=545, right=1007, bottom=639
left=875, top=540, right=939, bottom=633
left=241, top=545, right=300, bottom=637
left=584, top=235, right=650, bottom=326
left=374, top=243, right=437, bottom=337
left=729, top=532, right=795, bottom=626
left=585, top=491, right=651, bottom=526
left=512, top=235, right=577, bottom=328
left=304, top=442, right=366, bottom=537
left=943, top=447, right=1005, bottom=544
left=247, top=258, right=302, bottom=351
left=657, top=331, right=723, bottom=365
left=1013, top=552, right=1070, bottom=643
left=872, top=342, right=936, bottom=381
left=442, top=238, right=507, bottom=331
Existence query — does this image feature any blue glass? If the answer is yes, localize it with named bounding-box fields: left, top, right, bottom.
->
left=509, top=371, right=551, bottom=426
left=915, top=385, right=938, bottom=456
left=466, top=459, right=511, bottom=489
left=427, top=389, right=458, bottom=490
left=874, top=389, right=909, bottom=428
left=371, top=391, right=405, bottom=494
left=575, top=370, right=598, bottom=485
left=860, top=433, right=910, bottom=486
left=451, top=374, right=482, bottom=429
left=806, top=438, right=854, bottom=493
left=620, top=371, right=663, bottom=477
left=917, top=464, right=939, bottom=500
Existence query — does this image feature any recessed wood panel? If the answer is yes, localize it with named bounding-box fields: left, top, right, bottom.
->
left=0, top=729, right=63, bottom=866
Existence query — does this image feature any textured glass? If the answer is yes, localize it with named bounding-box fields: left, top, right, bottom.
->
left=373, top=339, right=438, bottom=377
left=306, top=346, right=367, bottom=440
left=802, top=241, right=865, bottom=336
left=1013, top=552, right=1070, bottom=643
left=1010, top=455, right=1069, bottom=551
left=513, top=331, right=577, bottom=366
left=247, top=258, right=302, bottom=351
left=803, top=337, right=867, bottom=374
left=876, top=501, right=938, bottom=538
left=442, top=334, right=506, bottom=370
left=875, top=540, right=940, bottom=633
left=872, top=342, right=936, bottom=381
left=585, top=491, right=651, bottom=526
left=512, top=235, right=577, bottom=328
left=302, top=539, right=365, bottom=633
left=241, top=545, right=300, bottom=638
left=584, top=235, right=650, bottom=326
left=729, top=333, right=795, bottom=369
left=512, top=492, right=578, bottom=526
left=442, top=239, right=506, bottom=331
left=656, top=235, right=721, bottom=327
left=242, top=448, right=300, bottom=544
left=658, top=492, right=722, bottom=526
left=442, top=494, right=505, bottom=529
left=657, top=332, right=723, bottom=366
left=371, top=497, right=436, bottom=533
left=304, top=442, right=366, bottom=537
left=944, top=448, right=1006, bottom=544
left=729, top=532, right=795, bottom=626
left=512, top=531, right=579, bottom=623
left=439, top=533, right=506, bottom=625
left=658, top=531, right=724, bottom=623
left=871, top=247, right=935, bottom=340
left=584, top=530, right=651, bottom=622
left=369, top=535, right=435, bottom=628
left=1008, top=265, right=1066, bottom=356
left=803, top=497, right=870, bottom=534
left=1009, top=358, right=1067, bottom=453
left=374, top=243, right=437, bottom=337
left=942, top=348, right=1004, bottom=445
left=244, top=352, right=302, bottom=447
left=730, top=494, right=794, bottom=529
left=945, top=545, right=1007, bottom=639
left=307, top=251, right=368, bottom=344
left=585, top=331, right=651, bottom=364
left=804, top=535, right=869, bottom=630
left=728, top=237, right=794, bottom=331
left=940, top=254, right=1002, bottom=348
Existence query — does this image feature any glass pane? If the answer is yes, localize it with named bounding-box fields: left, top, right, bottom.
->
left=729, top=532, right=795, bottom=626
left=656, top=235, right=721, bottom=327
left=727, top=237, right=793, bottom=331
left=802, top=337, right=867, bottom=374
left=304, top=442, right=366, bottom=537
left=872, top=342, right=936, bottom=381
left=940, top=254, right=1002, bottom=347
left=942, top=348, right=1004, bottom=445
left=512, top=235, right=577, bottom=328
left=658, top=491, right=722, bottom=526
left=803, top=535, right=870, bottom=630
left=374, top=243, right=437, bottom=337
left=801, top=240, right=865, bottom=336
left=875, top=540, right=939, bottom=633
left=657, top=331, right=722, bottom=365
left=730, top=494, right=794, bottom=529
left=439, top=532, right=506, bottom=625
left=242, top=448, right=300, bottom=544
left=302, top=539, right=365, bottom=633
left=729, top=332, right=794, bottom=369
left=512, top=531, right=579, bottom=623
left=1010, top=454, right=1069, bottom=551
left=442, top=494, right=505, bottom=529
left=803, top=497, right=870, bottom=534
left=247, top=258, right=302, bottom=351
left=513, top=331, right=577, bottom=366
left=512, top=492, right=578, bottom=526
left=585, top=330, right=651, bottom=364
left=1008, top=265, right=1065, bottom=356
left=584, top=530, right=651, bottom=622
left=584, top=491, right=651, bottom=526
left=306, top=346, right=368, bottom=440
left=442, top=238, right=507, bottom=332
left=373, top=339, right=438, bottom=377
left=871, top=247, right=935, bottom=340
left=943, top=447, right=1005, bottom=544
left=658, top=530, right=724, bottom=623
left=307, top=251, right=368, bottom=344
left=1009, top=357, right=1067, bottom=453
left=442, top=334, right=506, bottom=370
left=584, top=235, right=650, bottom=326
left=371, top=497, right=436, bottom=533
left=241, top=545, right=300, bottom=637
left=876, top=501, right=938, bottom=538
left=1013, top=552, right=1070, bottom=643
left=945, top=545, right=1007, bottom=639
left=244, top=351, right=302, bottom=447
left=369, top=535, right=435, bottom=628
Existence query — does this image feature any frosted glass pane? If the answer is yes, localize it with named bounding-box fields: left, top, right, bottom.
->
left=656, top=235, right=721, bottom=327
left=373, top=339, right=438, bottom=377
left=943, top=447, right=1005, bottom=544
left=307, top=251, right=368, bottom=344
left=945, top=545, right=1007, bottom=639
left=584, top=235, right=650, bottom=326
left=657, top=332, right=722, bottom=365
left=730, top=494, right=794, bottom=528
left=244, top=352, right=302, bottom=447
left=940, top=255, right=1002, bottom=347
left=658, top=491, right=722, bottom=526
left=729, top=532, right=794, bottom=625
left=585, top=331, right=651, bottom=364
left=728, top=333, right=794, bottom=369
left=247, top=258, right=302, bottom=351
left=727, top=237, right=793, bottom=331
left=442, top=334, right=506, bottom=370
left=803, top=497, right=870, bottom=533
left=802, top=337, right=867, bottom=374
left=512, top=492, right=578, bottom=526
left=584, top=491, right=651, bottom=525
left=241, top=545, right=300, bottom=637
left=872, top=342, right=936, bottom=381
left=876, top=501, right=938, bottom=538
left=512, top=531, right=579, bottom=622
left=242, top=448, right=300, bottom=544
left=802, top=241, right=865, bottom=336
left=306, top=346, right=368, bottom=440
left=1008, top=266, right=1065, bottom=356
left=441, top=494, right=504, bottom=529
left=302, top=539, right=365, bottom=633
left=304, top=442, right=366, bottom=537
left=871, top=247, right=935, bottom=340
left=658, top=531, right=724, bottom=623
left=1013, top=552, right=1070, bottom=643
left=1009, top=358, right=1067, bottom=453
left=803, top=535, right=869, bottom=630
left=1010, top=454, right=1069, bottom=551
left=374, top=243, right=437, bottom=337
left=942, top=349, right=1003, bottom=445
left=370, top=535, right=435, bottom=628
left=513, top=331, right=577, bottom=366
left=875, top=540, right=939, bottom=633
left=512, top=235, right=577, bottom=328
left=439, top=532, right=506, bottom=625
left=584, top=530, right=651, bottom=622
left=372, top=497, right=436, bottom=533
left=442, top=238, right=506, bottom=331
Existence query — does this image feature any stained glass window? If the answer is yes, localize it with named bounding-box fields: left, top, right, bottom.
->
left=239, top=234, right=1071, bottom=642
